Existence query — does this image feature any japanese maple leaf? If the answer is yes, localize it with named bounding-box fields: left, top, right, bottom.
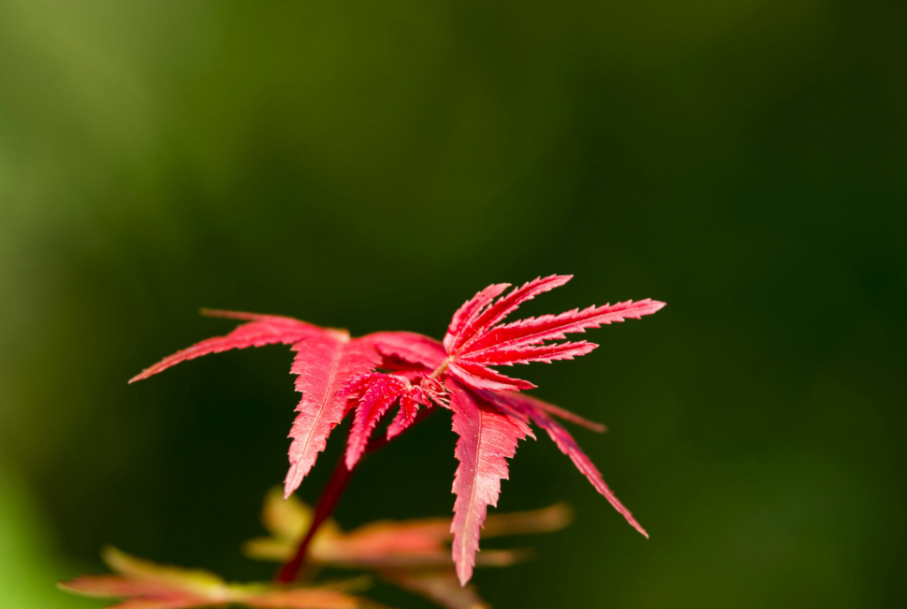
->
left=348, top=276, right=663, bottom=584
left=129, top=310, right=390, bottom=499
left=131, top=275, right=664, bottom=585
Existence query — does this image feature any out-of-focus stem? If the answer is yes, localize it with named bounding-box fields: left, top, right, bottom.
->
left=275, top=407, right=435, bottom=584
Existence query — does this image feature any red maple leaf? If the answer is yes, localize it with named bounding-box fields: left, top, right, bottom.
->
left=131, top=275, right=664, bottom=585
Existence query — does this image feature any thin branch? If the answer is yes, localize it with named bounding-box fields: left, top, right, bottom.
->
left=275, top=407, right=436, bottom=583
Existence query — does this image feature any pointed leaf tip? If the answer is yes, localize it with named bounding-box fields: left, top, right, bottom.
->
left=502, top=393, right=606, bottom=433
left=129, top=313, right=323, bottom=383
left=489, top=392, right=649, bottom=538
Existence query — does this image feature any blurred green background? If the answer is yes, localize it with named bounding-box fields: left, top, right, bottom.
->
left=0, top=0, right=904, bottom=607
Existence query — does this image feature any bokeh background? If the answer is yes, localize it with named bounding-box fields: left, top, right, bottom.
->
left=1, top=0, right=904, bottom=607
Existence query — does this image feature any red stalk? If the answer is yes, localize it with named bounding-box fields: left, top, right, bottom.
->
left=275, top=408, right=435, bottom=583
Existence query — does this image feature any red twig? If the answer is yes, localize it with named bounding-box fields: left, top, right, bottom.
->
left=274, top=454, right=350, bottom=583
left=275, top=407, right=436, bottom=583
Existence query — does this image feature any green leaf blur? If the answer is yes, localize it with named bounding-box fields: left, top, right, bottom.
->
left=0, top=0, right=903, bottom=607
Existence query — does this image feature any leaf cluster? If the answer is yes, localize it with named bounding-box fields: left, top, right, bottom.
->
left=126, top=276, right=663, bottom=584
